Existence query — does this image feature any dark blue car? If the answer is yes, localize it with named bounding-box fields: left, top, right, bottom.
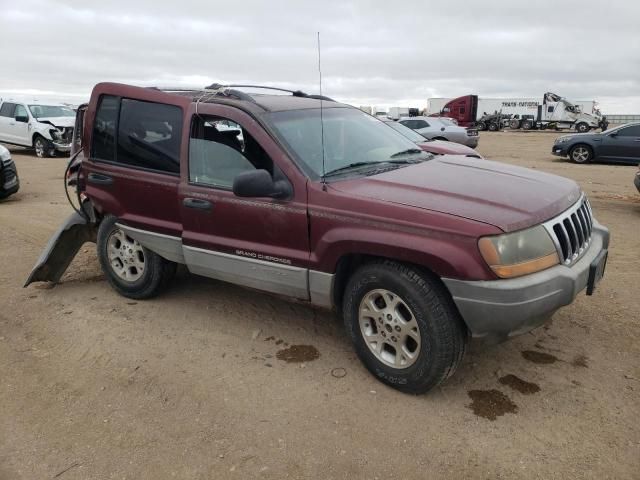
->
left=552, top=122, right=640, bottom=165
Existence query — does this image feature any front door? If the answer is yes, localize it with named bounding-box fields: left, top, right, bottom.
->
left=10, top=104, right=31, bottom=145
left=599, top=125, right=640, bottom=163
left=179, top=104, right=310, bottom=299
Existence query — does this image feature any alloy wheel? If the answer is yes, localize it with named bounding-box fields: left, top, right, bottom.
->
left=107, top=229, right=146, bottom=282
left=358, top=289, right=421, bottom=369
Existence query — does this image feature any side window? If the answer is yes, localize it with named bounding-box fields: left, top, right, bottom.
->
left=92, top=95, right=118, bottom=162
left=14, top=104, right=28, bottom=119
left=548, top=106, right=555, bottom=112
left=400, top=120, right=415, bottom=129
left=617, top=125, right=640, bottom=137
left=0, top=102, right=16, bottom=117
left=189, top=115, right=273, bottom=188
left=117, top=99, right=182, bottom=174
left=415, top=120, right=430, bottom=128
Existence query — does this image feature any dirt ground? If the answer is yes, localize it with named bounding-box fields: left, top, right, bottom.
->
left=1, top=132, right=639, bottom=479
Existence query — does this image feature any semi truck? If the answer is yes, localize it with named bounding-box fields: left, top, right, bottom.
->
left=429, top=94, right=606, bottom=132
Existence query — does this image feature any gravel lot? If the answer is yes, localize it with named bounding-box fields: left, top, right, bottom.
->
left=1, top=132, right=639, bottom=479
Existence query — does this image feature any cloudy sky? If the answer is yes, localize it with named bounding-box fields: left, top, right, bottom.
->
left=1, top=0, right=639, bottom=113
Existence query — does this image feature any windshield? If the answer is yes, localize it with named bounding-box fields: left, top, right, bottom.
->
left=385, top=121, right=428, bottom=142
left=28, top=105, right=75, bottom=118
left=268, top=107, right=429, bottom=177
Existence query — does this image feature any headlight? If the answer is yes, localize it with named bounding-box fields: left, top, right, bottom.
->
left=478, top=225, right=559, bottom=278
left=0, top=148, right=10, bottom=162
left=556, top=136, right=573, bottom=144
left=49, top=129, right=61, bottom=140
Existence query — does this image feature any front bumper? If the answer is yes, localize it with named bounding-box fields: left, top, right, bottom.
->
left=443, top=221, right=609, bottom=342
left=0, top=163, right=20, bottom=197
left=52, top=142, right=71, bottom=152
left=464, top=137, right=479, bottom=148
left=552, top=145, right=569, bottom=156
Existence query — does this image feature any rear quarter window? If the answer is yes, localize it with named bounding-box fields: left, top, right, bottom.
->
left=91, top=96, right=183, bottom=174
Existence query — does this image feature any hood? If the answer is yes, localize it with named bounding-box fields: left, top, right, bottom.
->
left=331, top=156, right=581, bottom=232
left=418, top=140, right=480, bottom=157
left=36, top=116, right=75, bottom=128
left=555, top=132, right=599, bottom=142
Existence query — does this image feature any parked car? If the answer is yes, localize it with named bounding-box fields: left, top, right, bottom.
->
left=0, top=144, right=19, bottom=199
left=552, top=122, right=640, bottom=164
left=398, top=116, right=479, bottom=148
left=26, top=82, right=609, bottom=394
left=382, top=119, right=482, bottom=158
left=0, top=100, right=75, bottom=157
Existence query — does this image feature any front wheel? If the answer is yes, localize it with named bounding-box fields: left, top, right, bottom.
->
left=576, top=122, right=590, bottom=133
left=570, top=144, right=592, bottom=164
left=33, top=135, right=53, bottom=158
left=97, top=215, right=176, bottom=299
left=343, top=261, right=467, bottom=394
left=521, top=120, right=533, bottom=130
left=488, top=122, right=499, bottom=131
left=475, top=121, right=486, bottom=131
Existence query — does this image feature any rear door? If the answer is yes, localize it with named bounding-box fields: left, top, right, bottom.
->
left=179, top=104, right=310, bottom=299
left=599, top=125, right=640, bottom=163
left=0, top=102, right=17, bottom=143
left=84, top=93, right=186, bottom=250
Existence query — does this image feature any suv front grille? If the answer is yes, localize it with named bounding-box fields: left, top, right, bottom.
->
left=544, top=196, right=593, bottom=265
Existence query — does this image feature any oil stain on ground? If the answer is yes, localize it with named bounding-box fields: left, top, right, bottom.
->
left=276, top=345, right=320, bottom=363
left=571, top=354, right=589, bottom=368
left=467, top=389, right=518, bottom=421
left=521, top=350, right=558, bottom=364
left=498, top=374, right=541, bottom=394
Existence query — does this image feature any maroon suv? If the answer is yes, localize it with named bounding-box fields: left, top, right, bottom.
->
left=26, top=83, right=609, bottom=394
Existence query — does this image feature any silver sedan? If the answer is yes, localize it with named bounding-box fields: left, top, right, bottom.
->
left=398, top=116, right=479, bottom=148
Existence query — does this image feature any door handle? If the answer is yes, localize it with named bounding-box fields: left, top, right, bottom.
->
left=183, top=198, right=213, bottom=210
left=87, top=173, right=113, bottom=185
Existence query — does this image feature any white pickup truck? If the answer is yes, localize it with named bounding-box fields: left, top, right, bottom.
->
left=0, top=99, right=75, bottom=157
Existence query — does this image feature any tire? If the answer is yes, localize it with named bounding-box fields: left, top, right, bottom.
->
left=343, top=260, right=467, bottom=394
left=509, top=119, right=520, bottom=129
left=33, top=135, right=53, bottom=158
left=97, top=215, right=176, bottom=299
left=521, top=120, right=533, bottom=130
left=576, top=122, right=590, bottom=133
left=432, top=136, right=448, bottom=141
left=475, top=121, right=486, bottom=131
left=488, top=122, right=499, bottom=132
left=569, top=144, right=593, bottom=164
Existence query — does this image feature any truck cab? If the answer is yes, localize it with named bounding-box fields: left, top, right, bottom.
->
left=434, top=95, right=478, bottom=127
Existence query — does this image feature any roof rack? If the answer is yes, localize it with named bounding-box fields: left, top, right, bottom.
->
left=205, top=84, right=335, bottom=102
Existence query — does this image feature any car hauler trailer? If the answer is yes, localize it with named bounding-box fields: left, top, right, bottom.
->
left=429, top=94, right=605, bottom=132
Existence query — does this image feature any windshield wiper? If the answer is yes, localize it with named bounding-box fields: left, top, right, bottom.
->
left=323, top=161, right=384, bottom=177
left=390, top=148, right=423, bottom=158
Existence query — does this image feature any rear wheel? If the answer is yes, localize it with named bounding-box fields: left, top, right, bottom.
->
left=570, top=144, right=592, bottom=164
left=509, top=119, right=521, bottom=129
left=343, top=261, right=467, bottom=394
left=433, top=136, right=448, bottom=141
left=33, top=135, right=53, bottom=158
left=97, top=215, right=176, bottom=299
left=488, top=122, right=499, bottom=131
left=521, top=120, right=533, bottom=130
left=475, top=121, right=486, bottom=131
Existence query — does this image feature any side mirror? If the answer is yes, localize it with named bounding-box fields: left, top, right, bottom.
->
left=15, top=115, right=28, bottom=123
left=233, top=169, right=291, bottom=199
left=609, top=132, right=618, bottom=138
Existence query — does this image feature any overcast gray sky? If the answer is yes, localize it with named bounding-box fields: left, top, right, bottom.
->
left=1, top=0, right=639, bottom=113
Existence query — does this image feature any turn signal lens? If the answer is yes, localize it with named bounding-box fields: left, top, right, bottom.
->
left=489, top=252, right=560, bottom=278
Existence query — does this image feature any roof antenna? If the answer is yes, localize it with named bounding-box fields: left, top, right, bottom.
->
left=318, top=31, right=327, bottom=191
